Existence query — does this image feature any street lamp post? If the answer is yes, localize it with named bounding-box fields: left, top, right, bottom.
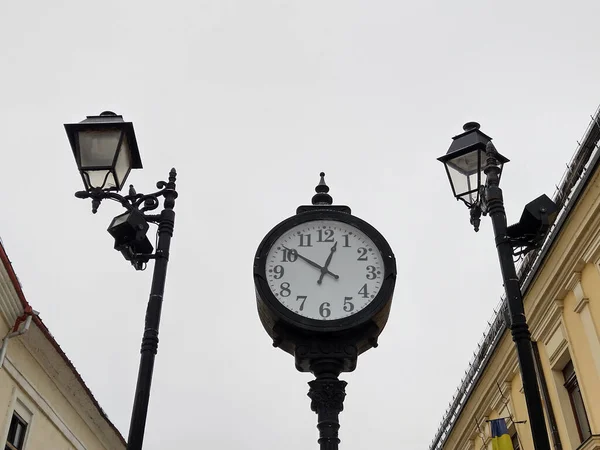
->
left=65, top=111, right=178, bottom=450
left=438, top=123, right=558, bottom=450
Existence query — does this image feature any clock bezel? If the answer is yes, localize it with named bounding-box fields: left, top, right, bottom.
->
left=254, top=209, right=396, bottom=333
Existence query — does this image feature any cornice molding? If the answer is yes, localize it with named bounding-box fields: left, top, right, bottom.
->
left=564, top=272, right=582, bottom=292
left=542, top=318, right=563, bottom=347
left=577, top=434, right=600, bottom=450
left=531, top=298, right=564, bottom=343
left=582, top=228, right=600, bottom=263
left=574, top=296, right=590, bottom=314
left=467, top=423, right=480, bottom=442
left=525, top=199, right=600, bottom=332
left=572, top=280, right=590, bottom=313
left=548, top=337, right=569, bottom=367
left=507, top=359, right=520, bottom=380
left=490, top=380, right=512, bottom=413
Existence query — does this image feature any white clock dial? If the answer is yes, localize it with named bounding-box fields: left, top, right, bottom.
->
left=265, top=220, right=385, bottom=321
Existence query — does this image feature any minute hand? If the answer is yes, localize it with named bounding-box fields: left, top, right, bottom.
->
left=282, top=246, right=339, bottom=279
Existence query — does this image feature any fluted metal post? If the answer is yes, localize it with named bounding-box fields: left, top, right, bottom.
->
left=484, top=147, right=550, bottom=450
left=308, top=359, right=347, bottom=450
left=127, top=169, right=178, bottom=450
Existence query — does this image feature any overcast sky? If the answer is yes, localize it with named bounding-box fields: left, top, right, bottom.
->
left=1, top=1, right=599, bottom=449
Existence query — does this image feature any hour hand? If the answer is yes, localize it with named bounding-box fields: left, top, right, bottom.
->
left=318, top=241, right=338, bottom=285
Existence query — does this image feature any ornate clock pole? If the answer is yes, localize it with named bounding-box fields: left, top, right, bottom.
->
left=253, top=173, right=397, bottom=450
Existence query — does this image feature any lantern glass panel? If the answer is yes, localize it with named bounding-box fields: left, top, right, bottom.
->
left=78, top=129, right=122, bottom=168
left=445, top=149, right=485, bottom=205
left=114, top=136, right=132, bottom=188
left=83, top=169, right=117, bottom=190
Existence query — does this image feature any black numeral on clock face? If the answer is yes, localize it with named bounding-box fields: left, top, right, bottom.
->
left=299, top=234, right=312, bottom=247
left=357, top=247, right=368, bottom=261
left=319, top=302, right=331, bottom=318
left=296, top=295, right=307, bottom=311
left=343, top=297, right=354, bottom=312
left=366, top=265, right=377, bottom=279
left=273, top=265, right=284, bottom=279
left=317, top=229, right=334, bottom=242
left=280, top=282, right=291, bottom=297
left=342, top=234, right=351, bottom=247
left=281, top=249, right=298, bottom=262
left=358, top=283, right=369, bottom=298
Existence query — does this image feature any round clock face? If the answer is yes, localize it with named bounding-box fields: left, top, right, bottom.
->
left=265, top=220, right=385, bottom=321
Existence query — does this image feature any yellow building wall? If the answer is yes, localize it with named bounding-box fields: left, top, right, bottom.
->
left=0, top=373, right=14, bottom=446
left=562, top=281, right=599, bottom=431
left=584, top=262, right=600, bottom=325
left=580, top=263, right=600, bottom=418
left=0, top=315, right=15, bottom=442
left=1, top=329, right=118, bottom=450
left=509, top=372, right=534, bottom=450
left=535, top=338, right=578, bottom=450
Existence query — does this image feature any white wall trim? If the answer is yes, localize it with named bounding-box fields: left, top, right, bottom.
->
left=1, top=387, right=37, bottom=450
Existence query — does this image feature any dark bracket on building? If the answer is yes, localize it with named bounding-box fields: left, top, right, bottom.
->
left=473, top=193, right=559, bottom=258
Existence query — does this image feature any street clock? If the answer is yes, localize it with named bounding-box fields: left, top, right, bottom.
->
left=253, top=173, right=397, bottom=449
left=254, top=173, right=396, bottom=366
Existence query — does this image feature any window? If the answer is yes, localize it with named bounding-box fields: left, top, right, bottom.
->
left=5, top=412, right=27, bottom=450
left=562, top=360, right=591, bottom=442
left=511, top=432, right=520, bottom=450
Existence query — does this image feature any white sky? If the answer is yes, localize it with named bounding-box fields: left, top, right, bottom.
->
left=1, top=1, right=599, bottom=449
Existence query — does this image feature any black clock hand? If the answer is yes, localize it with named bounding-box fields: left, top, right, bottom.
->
left=282, top=246, right=339, bottom=279
left=318, top=241, right=338, bottom=285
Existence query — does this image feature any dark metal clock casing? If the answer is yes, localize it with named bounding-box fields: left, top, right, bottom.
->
left=254, top=208, right=396, bottom=363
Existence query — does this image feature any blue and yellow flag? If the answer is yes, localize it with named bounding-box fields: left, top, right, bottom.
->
left=490, top=418, right=514, bottom=450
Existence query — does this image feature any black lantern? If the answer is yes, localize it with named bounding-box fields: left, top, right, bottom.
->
left=438, top=122, right=508, bottom=207
left=65, top=111, right=142, bottom=192
left=108, top=209, right=154, bottom=264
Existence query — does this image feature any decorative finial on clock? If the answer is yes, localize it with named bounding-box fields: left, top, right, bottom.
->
left=312, top=172, right=333, bottom=205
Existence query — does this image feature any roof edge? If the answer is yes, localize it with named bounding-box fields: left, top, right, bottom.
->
left=0, top=241, right=127, bottom=447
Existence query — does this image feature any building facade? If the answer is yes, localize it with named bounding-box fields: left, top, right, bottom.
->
left=0, top=242, right=125, bottom=450
left=430, top=107, right=600, bottom=450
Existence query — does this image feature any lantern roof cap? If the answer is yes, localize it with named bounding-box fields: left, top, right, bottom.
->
left=438, top=122, right=509, bottom=164
left=78, top=111, right=124, bottom=124
left=64, top=111, right=142, bottom=169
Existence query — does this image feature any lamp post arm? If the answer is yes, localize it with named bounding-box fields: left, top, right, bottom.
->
left=75, top=174, right=178, bottom=216
left=126, top=168, right=178, bottom=450
left=75, top=189, right=133, bottom=213
left=483, top=144, right=550, bottom=450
